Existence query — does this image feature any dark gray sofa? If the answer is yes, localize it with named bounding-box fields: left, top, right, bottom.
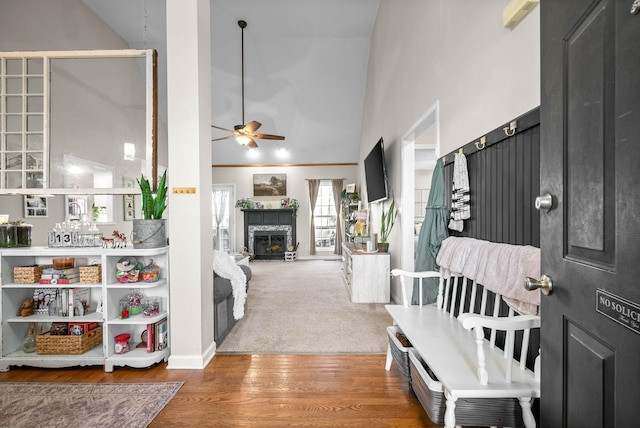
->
left=214, top=265, right=251, bottom=344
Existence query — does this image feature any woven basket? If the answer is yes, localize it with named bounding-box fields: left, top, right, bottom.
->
left=36, top=326, right=102, bottom=355
left=79, top=265, right=102, bottom=283
left=387, top=326, right=412, bottom=379
left=14, top=265, right=51, bottom=284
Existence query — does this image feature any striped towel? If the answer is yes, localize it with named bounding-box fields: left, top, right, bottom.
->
left=448, top=152, right=470, bottom=231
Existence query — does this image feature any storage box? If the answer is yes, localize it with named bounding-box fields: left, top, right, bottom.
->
left=14, top=265, right=51, bottom=284
left=52, top=258, right=75, bottom=270
left=387, top=326, right=412, bottom=379
left=79, top=265, right=101, bottom=283
left=408, top=349, right=524, bottom=427
left=36, top=326, right=102, bottom=355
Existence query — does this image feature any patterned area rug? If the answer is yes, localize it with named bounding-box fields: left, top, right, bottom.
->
left=0, top=382, right=183, bottom=428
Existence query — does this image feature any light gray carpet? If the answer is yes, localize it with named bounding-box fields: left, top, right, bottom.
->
left=0, top=382, right=183, bottom=428
left=217, top=259, right=393, bottom=354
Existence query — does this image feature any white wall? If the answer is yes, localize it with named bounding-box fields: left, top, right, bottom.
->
left=212, top=164, right=358, bottom=257
left=360, top=0, right=540, bottom=299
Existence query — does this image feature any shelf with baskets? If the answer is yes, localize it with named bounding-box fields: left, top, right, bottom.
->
left=0, top=246, right=169, bottom=372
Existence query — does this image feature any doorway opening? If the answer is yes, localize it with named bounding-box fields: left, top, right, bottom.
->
left=400, top=101, right=440, bottom=273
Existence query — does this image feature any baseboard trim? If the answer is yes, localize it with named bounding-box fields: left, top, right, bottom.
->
left=167, top=342, right=216, bottom=369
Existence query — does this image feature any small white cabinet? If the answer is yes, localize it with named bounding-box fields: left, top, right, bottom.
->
left=341, top=242, right=390, bottom=303
left=0, top=246, right=169, bottom=372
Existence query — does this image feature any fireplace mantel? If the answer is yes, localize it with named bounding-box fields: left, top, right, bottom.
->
left=243, top=209, right=297, bottom=260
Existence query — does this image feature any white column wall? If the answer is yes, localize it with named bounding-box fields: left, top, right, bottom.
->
left=166, top=0, right=215, bottom=369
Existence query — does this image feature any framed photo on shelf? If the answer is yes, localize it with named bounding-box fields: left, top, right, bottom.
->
left=346, top=183, right=356, bottom=194
left=253, top=173, right=286, bottom=197
left=24, top=195, right=48, bottom=218
left=123, top=177, right=136, bottom=221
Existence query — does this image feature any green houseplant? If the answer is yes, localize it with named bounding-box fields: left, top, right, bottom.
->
left=132, top=171, right=168, bottom=249
left=235, top=197, right=255, bottom=210
left=138, top=170, right=168, bottom=219
left=378, top=199, right=398, bottom=252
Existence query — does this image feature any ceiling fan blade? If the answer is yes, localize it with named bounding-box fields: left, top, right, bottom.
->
left=211, top=124, right=236, bottom=133
left=247, top=137, right=258, bottom=148
left=211, top=135, right=236, bottom=142
left=253, top=133, right=285, bottom=141
left=244, top=121, right=262, bottom=133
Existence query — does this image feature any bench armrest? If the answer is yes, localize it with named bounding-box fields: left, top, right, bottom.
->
left=458, top=313, right=540, bottom=385
left=458, top=313, right=540, bottom=331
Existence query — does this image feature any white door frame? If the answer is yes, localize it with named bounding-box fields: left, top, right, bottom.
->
left=400, top=101, right=440, bottom=273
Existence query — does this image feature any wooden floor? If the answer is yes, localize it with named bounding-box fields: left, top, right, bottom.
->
left=0, top=353, right=441, bottom=427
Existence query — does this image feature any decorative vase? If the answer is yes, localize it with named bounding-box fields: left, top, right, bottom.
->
left=378, top=242, right=389, bottom=253
left=131, top=219, right=167, bottom=249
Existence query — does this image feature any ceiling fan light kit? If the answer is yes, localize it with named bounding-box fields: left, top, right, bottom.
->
left=211, top=20, right=285, bottom=148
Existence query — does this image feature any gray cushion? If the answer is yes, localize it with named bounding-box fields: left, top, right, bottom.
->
left=213, top=265, right=251, bottom=303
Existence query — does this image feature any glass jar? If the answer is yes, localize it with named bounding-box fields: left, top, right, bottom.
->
left=142, top=297, right=160, bottom=317
left=114, top=333, right=130, bottom=354
left=140, top=259, right=161, bottom=283
left=127, top=289, right=144, bottom=315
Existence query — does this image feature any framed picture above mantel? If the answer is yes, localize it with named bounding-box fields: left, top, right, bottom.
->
left=253, top=173, right=286, bottom=197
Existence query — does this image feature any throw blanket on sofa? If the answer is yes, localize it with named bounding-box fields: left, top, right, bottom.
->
left=213, top=250, right=247, bottom=320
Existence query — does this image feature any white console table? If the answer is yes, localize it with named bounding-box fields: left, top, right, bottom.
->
left=341, top=242, right=390, bottom=303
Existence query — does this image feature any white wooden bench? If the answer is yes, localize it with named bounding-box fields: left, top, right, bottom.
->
left=385, top=269, right=540, bottom=428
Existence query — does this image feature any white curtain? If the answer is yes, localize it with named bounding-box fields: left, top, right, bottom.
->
left=213, top=190, right=229, bottom=250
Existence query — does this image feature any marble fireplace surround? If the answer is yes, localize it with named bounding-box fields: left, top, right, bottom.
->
left=248, top=225, right=293, bottom=253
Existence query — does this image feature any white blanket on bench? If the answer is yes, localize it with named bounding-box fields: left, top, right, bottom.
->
left=436, top=237, right=541, bottom=315
left=213, top=250, right=247, bottom=320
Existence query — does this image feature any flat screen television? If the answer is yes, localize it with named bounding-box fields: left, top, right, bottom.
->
left=364, top=137, right=389, bottom=204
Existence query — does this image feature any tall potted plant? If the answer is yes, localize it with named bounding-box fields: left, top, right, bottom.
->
left=132, top=171, right=168, bottom=248
left=378, top=199, right=398, bottom=253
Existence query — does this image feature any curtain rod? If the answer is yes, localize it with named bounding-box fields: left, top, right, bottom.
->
left=304, top=178, right=347, bottom=181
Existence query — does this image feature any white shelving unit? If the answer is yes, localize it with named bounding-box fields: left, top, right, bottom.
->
left=0, top=246, right=169, bottom=372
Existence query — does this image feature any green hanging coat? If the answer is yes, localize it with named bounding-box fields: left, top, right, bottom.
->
left=413, top=160, right=449, bottom=304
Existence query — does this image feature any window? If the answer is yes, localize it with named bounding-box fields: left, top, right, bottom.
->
left=0, top=57, right=46, bottom=189
left=213, top=185, right=235, bottom=252
left=314, top=180, right=337, bottom=252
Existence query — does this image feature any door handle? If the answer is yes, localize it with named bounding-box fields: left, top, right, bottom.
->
left=535, top=193, right=553, bottom=212
left=524, top=274, right=553, bottom=295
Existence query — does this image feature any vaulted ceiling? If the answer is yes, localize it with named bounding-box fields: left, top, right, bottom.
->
left=82, top=0, right=380, bottom=166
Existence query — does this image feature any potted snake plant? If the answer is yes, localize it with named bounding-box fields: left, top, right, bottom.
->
left=132, top=170, right=168, bottom=248
left=378, top=199, right=398, bottom=252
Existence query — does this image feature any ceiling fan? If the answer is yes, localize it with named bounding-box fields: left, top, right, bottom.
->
left=211, top=20, right=285, bottom=149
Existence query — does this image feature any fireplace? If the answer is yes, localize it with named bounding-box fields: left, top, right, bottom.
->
left=243, top=209, right=297, bottom=260
left=254, top=231, right=287, bottom=259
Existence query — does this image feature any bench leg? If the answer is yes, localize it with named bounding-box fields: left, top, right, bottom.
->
left=385, top=344, right=393, bottom=370
left=519, top=397, right=536, bottom=428
left=444, top=390, right=457, bottom=428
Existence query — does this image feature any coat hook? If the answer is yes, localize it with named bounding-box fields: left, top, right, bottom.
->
left=503, top=120, right=517, bottom=137
left=475, top=136, right=487, bottom=150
